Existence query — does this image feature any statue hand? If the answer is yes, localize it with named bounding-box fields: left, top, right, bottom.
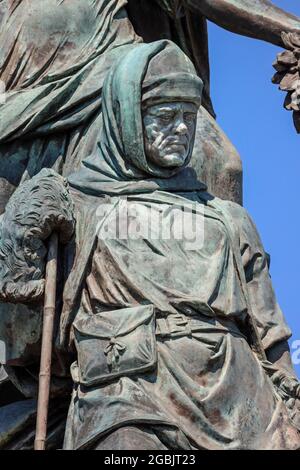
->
left=272, top=32, right=300, bottom=133
left=0, top=169, right=75, bottom=304
left=272, top=372, right=300, bottom=400
left=262, top=358, right=300, bottom=429
left=287, top=398, right=300, bottom=431
left=270, top=368, right=300, bottom=430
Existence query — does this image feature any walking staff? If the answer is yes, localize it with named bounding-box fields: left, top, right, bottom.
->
left=34, top=233, right=58, bottom=451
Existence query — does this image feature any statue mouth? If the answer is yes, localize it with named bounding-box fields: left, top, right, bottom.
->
left=165, top=137, right=188, bottom=152
left=166, top=143, right=187, bottom=153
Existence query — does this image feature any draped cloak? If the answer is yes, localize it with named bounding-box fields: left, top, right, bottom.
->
left=57, top=42, right=299, bottom=449
left=61, top=189, right=300, bottom=450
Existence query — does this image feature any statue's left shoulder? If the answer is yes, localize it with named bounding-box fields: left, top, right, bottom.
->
left=209, top=197, right=248, bottom=225
left=209, top=197, right=263, bottom=248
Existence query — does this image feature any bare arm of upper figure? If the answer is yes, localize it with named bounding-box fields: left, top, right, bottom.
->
left=184, top=0, right=300, bottom=47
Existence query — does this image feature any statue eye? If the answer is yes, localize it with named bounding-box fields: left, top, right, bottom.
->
left=159, top=113, right=173, bottom=123
left=184, top=113, right=196, bottom=124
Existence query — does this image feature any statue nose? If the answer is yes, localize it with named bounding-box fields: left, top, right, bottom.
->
left=175, top=122, right=188, bottom=135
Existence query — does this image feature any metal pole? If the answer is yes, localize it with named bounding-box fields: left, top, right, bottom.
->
left=34, top=232, right=58, bottom=451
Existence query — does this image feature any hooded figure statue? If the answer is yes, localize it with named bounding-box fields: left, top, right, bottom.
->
left=68, top=40, right=205, bottom=194
left=0, top=40, right=300, bottom=450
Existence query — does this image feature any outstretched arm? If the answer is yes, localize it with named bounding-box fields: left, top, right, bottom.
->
left=185, top=0, right=300, bottom=47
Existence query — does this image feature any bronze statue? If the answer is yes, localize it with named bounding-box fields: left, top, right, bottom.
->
left=0, top=40, right=299, bottom=450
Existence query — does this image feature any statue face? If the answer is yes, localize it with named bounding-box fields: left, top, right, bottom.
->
left=143, top=101, right=198, bottom=168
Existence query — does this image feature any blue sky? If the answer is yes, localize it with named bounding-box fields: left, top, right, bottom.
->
left=208, top=0, right=300, bottom=376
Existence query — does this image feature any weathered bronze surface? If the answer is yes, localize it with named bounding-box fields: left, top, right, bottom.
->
left=0, top=0, right=300, bottom=451
left=272, top=32, right=300, bottom=132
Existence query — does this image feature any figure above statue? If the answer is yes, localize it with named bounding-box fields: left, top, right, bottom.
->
left=1, top=0, right=300, bottom=215
left=0, top=40, right=300, bottom=450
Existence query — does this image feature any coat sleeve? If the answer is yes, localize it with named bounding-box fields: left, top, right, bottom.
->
left=224, top=201, right=292, bottom=351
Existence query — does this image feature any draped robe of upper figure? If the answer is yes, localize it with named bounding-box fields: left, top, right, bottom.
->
left=56, top=41, right=300, bottom=450
left=0, top=0, right=139, bottom=213
left=1, top=0, right=300, bottom=213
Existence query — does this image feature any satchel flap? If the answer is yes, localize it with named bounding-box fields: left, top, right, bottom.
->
left=73, top=304, right=154, bottom=339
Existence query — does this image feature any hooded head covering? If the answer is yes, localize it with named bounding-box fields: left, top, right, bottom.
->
left=68, top=40, right=206, bottom=196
